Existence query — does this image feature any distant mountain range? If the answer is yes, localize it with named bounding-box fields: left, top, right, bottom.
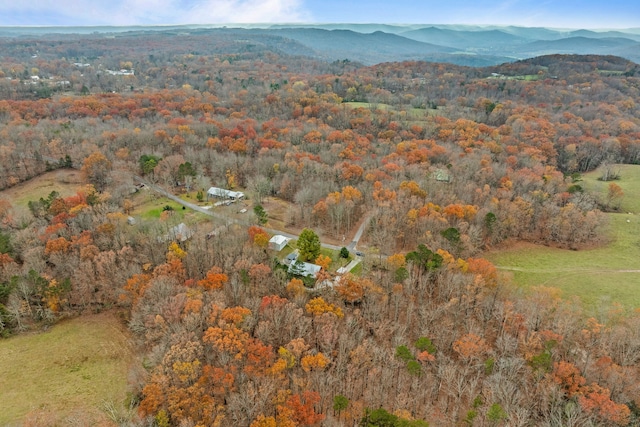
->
left=1, top=24, right=639, bottom=67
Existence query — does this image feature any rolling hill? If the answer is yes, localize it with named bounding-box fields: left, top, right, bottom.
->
left=517, top=37, right=640, bottom=62
left=266, top=28, right=455, bottom=64
left=1, top=24, right=640, bottom=67
left=401, top=27, right=528, bottom=49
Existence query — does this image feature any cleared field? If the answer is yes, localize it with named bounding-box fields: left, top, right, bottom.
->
left=0, top=169, right=83, bottom=212
left=580, top=164, right=640, bottom=213
left=345, top=101, right=393, bottom=110
left=598, top=70, right=625, bottom=76
left=344, top=101, right=441, bottom=118
left=130, top=189, right=210, bottom=224
left=489, top=216, right=640, bottom=310
left=0, top=312, right=134, bottom=426
left=488, top=165, right=640, bottom=311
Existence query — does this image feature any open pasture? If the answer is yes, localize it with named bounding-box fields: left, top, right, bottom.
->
left=488, top=165, right=640, bottom=311
left=0, top=312, right=134, bottom=426
left=0, top=169, right=83, bottom=213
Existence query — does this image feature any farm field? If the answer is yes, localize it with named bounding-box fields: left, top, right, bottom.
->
left=488, top=165, right=640, bottom=311
left=0, top=312, right=134, bottom=426
left=580, top=164, right=640, bottom=212
left=0, top=169, right=83, bottom=213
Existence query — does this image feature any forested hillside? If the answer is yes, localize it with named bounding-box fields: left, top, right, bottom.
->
left=0, top=29, right=639, bottom=426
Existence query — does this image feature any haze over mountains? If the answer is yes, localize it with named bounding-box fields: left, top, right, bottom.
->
left=1, top=23, right=639, bottom=66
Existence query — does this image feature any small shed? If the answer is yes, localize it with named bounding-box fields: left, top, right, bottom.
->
left=269, top=235, right=290, bottom=251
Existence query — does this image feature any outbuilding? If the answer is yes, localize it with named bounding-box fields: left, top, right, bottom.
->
left=269, top=235, right=290, bottom=251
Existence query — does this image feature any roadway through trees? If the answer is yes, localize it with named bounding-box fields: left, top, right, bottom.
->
left=134, top=176, right=367, bottom=252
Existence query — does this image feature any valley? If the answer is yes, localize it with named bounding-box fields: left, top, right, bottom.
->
left=0, top=25, right=639, bottom=426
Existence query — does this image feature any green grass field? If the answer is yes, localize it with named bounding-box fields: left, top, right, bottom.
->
left=488, top=214, right=640, bottom=310
left=0, top=169, right=84, bottom=214
left=0, top=312, right=134, bottom=426
left=131, top=192, right=210, bottom=224
left=139, top=200, right=185, bottom=220
left=580, top=164, right=640, bottom=213
left=319, top=246, right=353, bottom=270
left=488, top=164, right=640, bottom=311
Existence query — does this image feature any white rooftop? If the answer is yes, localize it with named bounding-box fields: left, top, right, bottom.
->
left=207, top=186, right=245, bottom=199
left=269, top=235, right=289, bottom=245
left=289, top=261, right=321, bottom=278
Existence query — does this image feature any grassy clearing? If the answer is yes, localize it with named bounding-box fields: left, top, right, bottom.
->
left=178, top=191, right=208, bottom=205
left=0, top=312, right=134, bottom=426
left=350, top=262, right=364, bottom=276
left=0, top=169, right=83, bottom=213
left=319, top=247, right=352, bottom=270
left=488, top=213, right=640, bottom=310
left=130, top=191, right=208, bottom=223
left=140, top=201, right=185, bottom=220
left=487, top=164, right=640, bottom=311
left=580, top=164, right=640, bottom=213
left=344, top=102, right=440, bottom=119
left=598, top=70, right=625, bottom=76
left=344, top=101, right=393, bottom=110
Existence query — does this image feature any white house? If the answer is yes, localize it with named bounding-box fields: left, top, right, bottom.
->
left=269, top=235, right=289, bottom=251
left=288, top=261, right=321, bottom=278
left=207, top=186, right=245, bottom=201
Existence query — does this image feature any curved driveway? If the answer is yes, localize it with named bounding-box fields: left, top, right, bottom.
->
left=134, top=176, right=362, bottom=252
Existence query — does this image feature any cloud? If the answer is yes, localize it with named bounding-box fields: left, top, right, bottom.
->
left=0, top=0, right=311, bottom=26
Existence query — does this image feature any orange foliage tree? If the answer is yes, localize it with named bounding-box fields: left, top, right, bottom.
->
left=578, top=383, right=631, bottom=426
left=81, top=151, right=112, bottom=191
left=197, top=266, right=228, bottom=290
left=314, top=254, right=331, bottom=271
left=452, top=333, right=490, bottom=360
left=284, top=391, right=325, bottom=426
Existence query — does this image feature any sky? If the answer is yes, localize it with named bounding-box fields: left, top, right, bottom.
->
left=1, top=0, right=639, bottom=29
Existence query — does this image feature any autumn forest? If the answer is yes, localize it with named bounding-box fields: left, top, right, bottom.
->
left=1, top=27, right=640, bottom=426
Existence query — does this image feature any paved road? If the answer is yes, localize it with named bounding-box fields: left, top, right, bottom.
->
left=347, top=213, right=373, bottom=250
